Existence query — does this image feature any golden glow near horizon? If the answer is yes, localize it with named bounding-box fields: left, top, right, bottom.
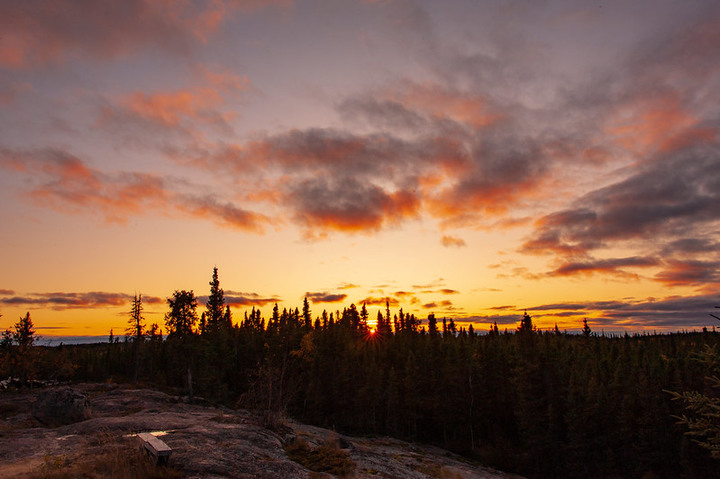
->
left=1, top=1, right=719, bottom=337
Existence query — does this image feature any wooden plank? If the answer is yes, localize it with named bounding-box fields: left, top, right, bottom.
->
left=137, top=433, right=172, bottom=465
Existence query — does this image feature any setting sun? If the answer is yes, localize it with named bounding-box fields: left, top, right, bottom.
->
left=0, top=0, right=718, bottom=339
left=2, top=2, right=720, bottom=478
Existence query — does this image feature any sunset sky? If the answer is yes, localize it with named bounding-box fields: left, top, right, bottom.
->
left=1, top=0, right=719, bottom=338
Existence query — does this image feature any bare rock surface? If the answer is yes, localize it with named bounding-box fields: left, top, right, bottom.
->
left=0, top=384, right=520, bottom=478
left=31, top=387, right=91, bottom=426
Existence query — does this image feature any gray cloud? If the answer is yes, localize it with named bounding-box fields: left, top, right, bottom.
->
left=0, top=291, right=162, bottom=310
left=458, top=314, right=521, bottom=326
left=199, top=291, right=280, bottom=307
left=526, top=293, right=720, bottom=329
left=305, top=292, right=347, bottom=304
left=548, top=256, right=661, bottom=278
left=286, top=176, right=419, bottom=234
left=654, top=260, right=720, bottom=287
left=441, top=235, right=466, bottom=248
left=0, top=147, right=269, bottom=232
left=523, top=144, right=720, bottom=286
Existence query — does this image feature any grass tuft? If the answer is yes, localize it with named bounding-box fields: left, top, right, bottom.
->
left=284, top=437, right=356, bottom=477
left=27, top=433, right=182, bottom=479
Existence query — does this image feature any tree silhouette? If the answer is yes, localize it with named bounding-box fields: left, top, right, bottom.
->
left=126, top=293, right=145, bottom=383
left=302, top=297, right=312, bottom=330
left=427, top=313, right=438, bottom=336
left=165, top=289, right=199, bottom=400
left=205, top=267, right=227, bottom=333
left=517, top=311, right=534, bottom=333
left=13, top=312, right=35, bottom=348
left=360, top=303, right=369, bottom=332
left=15, top=267, right=720, bottom=478
left=0, top=312, right=9, bottom=350
left=165, top=290, right=198, bottom=338
left=10, top=312, right=36, bottom=384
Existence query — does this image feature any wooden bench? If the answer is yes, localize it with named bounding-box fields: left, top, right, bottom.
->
left=137, top=432, right=172, bottom=466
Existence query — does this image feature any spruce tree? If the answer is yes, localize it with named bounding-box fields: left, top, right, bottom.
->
left=164, top=290, right=199, bottom=402
left=302, top=297, right=312, bottom=330
left=165, top=290, right=198, bottom=337
left=377, top=311, right=385, bottom=333
left=126, top=293, right=145, bottom=341
left=126, top=294, right=145, bottom=383
left=206, top=267, right=226, bottom=333
left=224, top=305, right=232, bottom=329
left=427, top=313, right=438, bottom=336
left=518, top=311, right=534, bottom=334
left=12, top=312, right=35, bottom=384
left=13, top=312, right=34, bottom=348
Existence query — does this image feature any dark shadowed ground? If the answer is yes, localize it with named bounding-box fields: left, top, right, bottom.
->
left=0, top=384, right=520, bottom=478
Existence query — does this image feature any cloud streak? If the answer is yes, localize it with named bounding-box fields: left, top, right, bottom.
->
left=0, top=147, right=269, bottom=232
left=522, top=144, right=720, bottom=287
left=2, top=1, right=720, bottom=334
left=441, top=235, right=466, bottom=248
left=525, top=293, right=720, bottom=329
left=0, top=291, right=162, bottom=310
left=305, top=292, right=348, bottom=304
left=201, top=291, right=280, bottom=307
left=0, top=0, right=291, bottom=69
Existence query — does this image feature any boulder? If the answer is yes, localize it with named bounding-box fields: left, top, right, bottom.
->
left=32, top=388, right=90, bottom=426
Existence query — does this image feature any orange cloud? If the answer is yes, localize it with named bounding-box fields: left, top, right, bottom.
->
left=213, top=291, right=280, bottom=307
left=391, top=83, right=503, bottom=130
left=124, top=89, right=223, bottom=127
left=439, top=289, right=459, bottom=295
left=654, top=260, right=720, bottom=288
left=393, top=291, right=415, bottom=298
left=521, top=208, right=600, bottom=256
left=185, top=120, right=554, bottom=234
left=361, top=296, right=400, bottom=307
left=100, top=71, right=253, bottom=142
left=0, top=291, right=163, bottom=310
left=441, top=235, right=466, bottom=248
left=1, top=148, right=268, bottom=232
left=305, top=292, right=348, bottom=304
left=178, top=196, right=269, bottom=233
left=423, top=300, right=453, bottom=309
left=428, top=174, right=540, bottom=227
left=27, top=154, right=170, bottom=222
left=201, top=68, right=252, bottom=93
left=0, top=0, right=290, bottom=70
left=547, top=256, right=660, bottom=279
left=606, top=92, right=714, bottom=155
left=287, top=177, right=420, bottom=234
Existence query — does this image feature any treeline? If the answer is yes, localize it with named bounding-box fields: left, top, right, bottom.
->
left=2, top=269, right=720, bottom=478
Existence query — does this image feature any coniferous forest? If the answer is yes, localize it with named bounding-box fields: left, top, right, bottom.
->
left=2, top=268, right=720, bottom=478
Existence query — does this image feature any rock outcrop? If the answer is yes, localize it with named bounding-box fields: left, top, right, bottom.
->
left=31, top=387, right=91, bottom=426
left=0, top=384, right=520, bottom=478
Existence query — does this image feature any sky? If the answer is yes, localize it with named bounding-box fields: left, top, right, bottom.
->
left=1, top=0, right=719, bottom=337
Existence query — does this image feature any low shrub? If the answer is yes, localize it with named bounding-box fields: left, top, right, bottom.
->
left=284, top=437, right=355, bottom=477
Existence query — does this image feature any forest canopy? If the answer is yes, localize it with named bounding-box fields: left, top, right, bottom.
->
left=2, top=268, right=720, bottom=478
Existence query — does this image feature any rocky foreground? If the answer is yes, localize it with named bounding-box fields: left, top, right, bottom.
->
left=0, top=384, right=520, bottom=478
